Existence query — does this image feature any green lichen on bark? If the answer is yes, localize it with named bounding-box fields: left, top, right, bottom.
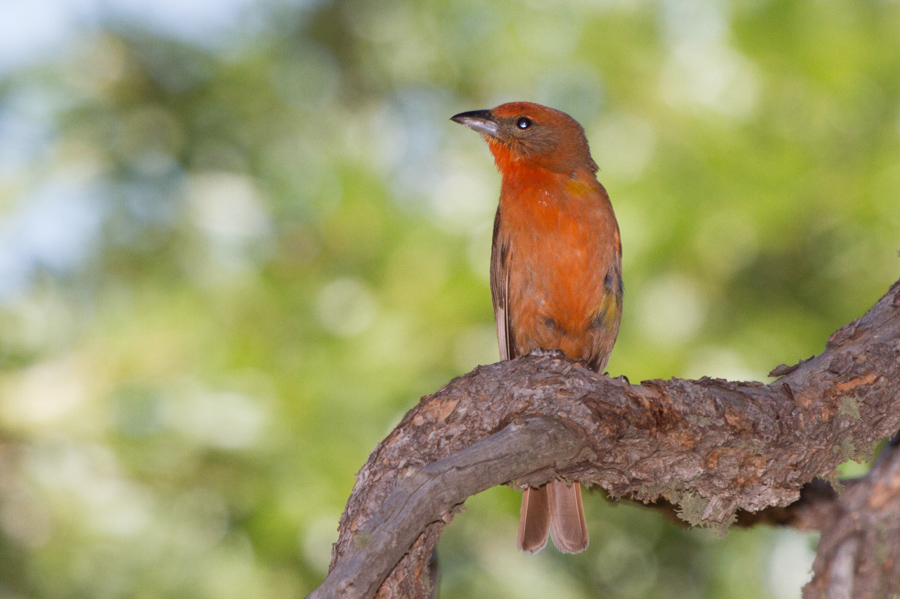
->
left=838, top=395, right=862, bottom=420
left=675, top=492, right=709, bottom=526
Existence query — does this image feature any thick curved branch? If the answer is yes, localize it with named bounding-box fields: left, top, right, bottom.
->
left=803, top=434, right=900, bottom=598
left=311, top=279, right=900, bottom=599
left=311, top=417, right=583, bottom=599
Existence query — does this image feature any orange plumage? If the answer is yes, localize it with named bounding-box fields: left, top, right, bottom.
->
left=452, top=102, right=622, bottom=554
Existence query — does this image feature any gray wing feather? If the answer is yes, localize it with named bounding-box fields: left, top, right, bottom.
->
left=490, top=209, right=513, bottom=361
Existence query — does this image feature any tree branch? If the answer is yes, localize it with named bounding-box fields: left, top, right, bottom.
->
left=311, top=417, right=583, bottom=599
left=310, top=279, right=900, bottom=599
left=803, top=433, right=900, bottom=598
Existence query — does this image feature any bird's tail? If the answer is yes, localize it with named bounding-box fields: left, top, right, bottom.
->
left=549, top=480, right=589, bottom=553
left=517, top=481, right=588, bottom=554
left=518, top=485, right=550, bottom=553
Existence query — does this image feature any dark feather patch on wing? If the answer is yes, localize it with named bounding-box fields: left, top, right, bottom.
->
left=490, top=209, right=514, bottom=361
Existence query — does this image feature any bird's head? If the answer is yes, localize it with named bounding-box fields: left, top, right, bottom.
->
left=451, top=101, right=598, bottom=175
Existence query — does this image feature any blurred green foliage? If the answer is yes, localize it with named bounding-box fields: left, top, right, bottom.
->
left=0, top=0, right=898, bottom=597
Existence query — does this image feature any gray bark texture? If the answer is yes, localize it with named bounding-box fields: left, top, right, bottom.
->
left=309, top=279, right=900, bottom=599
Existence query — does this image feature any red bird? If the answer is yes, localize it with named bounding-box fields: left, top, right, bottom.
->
left=452, top=102, right=622, bottom=554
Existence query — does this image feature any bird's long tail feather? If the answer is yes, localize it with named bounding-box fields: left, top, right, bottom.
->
left=548, top=480, right=589, bottom=554
left=518, top=481, right=588, bottom=554
left=517, top=485, right=550, bottom=553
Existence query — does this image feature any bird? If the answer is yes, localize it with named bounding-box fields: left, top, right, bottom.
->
left=451, top=102, right=622, bottom=554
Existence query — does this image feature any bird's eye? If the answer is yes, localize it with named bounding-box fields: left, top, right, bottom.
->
left=516, top=117, right=533, bottom=130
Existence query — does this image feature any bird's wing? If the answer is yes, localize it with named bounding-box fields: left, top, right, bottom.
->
left=490, top=209, right=514, bottom=361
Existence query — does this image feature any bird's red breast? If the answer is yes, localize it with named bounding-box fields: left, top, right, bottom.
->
left=497, top=167, right=621, bottom=370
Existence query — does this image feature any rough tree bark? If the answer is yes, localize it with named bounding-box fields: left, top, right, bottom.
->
left=309, top=279, right=900, bottom=599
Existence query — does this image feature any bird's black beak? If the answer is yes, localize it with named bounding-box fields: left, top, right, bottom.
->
left=450, top=110, right=501, bottom=139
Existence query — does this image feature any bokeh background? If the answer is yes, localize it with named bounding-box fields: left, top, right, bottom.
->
left=1, top=0, right=899, bottom=597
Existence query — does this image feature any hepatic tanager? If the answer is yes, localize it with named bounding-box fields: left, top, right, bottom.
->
left=452, top=102, right=623, bottom=554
